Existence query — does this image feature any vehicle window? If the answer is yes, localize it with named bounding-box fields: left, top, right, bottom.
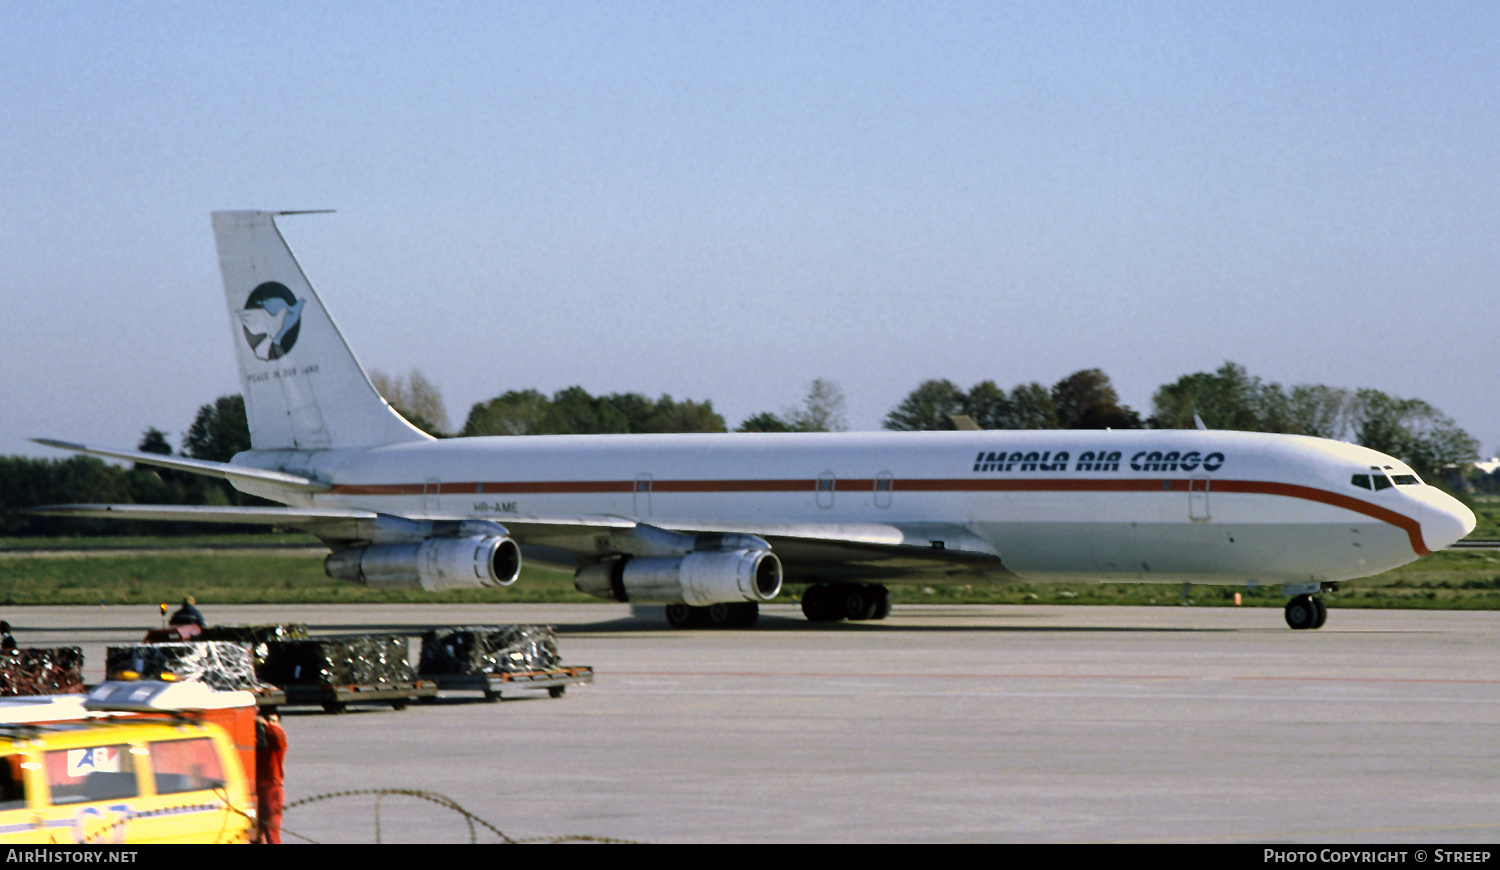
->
left=44, top=745, right=138, bottom=804
left=1350, top=474, right=1371, bottom=490
left=1372, top=474, right=1393, bottom=491
left=0, top=755, right=27, bottom=810
left=1392, top=475, right=1421, bottom=486
left=150, top=738, right=226, bottom=795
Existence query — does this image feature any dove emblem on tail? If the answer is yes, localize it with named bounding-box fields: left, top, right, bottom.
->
left=238, top=283, right=306, bottom=360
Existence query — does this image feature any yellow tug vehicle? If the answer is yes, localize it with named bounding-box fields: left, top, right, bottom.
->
left=0, top=680, right=256, bottom=844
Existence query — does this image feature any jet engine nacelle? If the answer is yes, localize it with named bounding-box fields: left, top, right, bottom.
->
left=574, top=549, right=782, bottom=606
left=325, top=535, right=522, bottom=591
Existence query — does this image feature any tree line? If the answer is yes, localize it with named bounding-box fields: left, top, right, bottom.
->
left=879, top=362, right=1478, bottom=482
left=3, top=361, right=1485, bottom=535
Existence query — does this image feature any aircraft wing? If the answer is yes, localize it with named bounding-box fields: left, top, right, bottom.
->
left=33, top=502, right=1004, bottom=581
left=29, top=504, right=378, bottom=525
left=31, top=438, right=1004, bottom=581
left=698, top=521, right=1007, bottom=581
left=503, top=517, right=1009, bottom=581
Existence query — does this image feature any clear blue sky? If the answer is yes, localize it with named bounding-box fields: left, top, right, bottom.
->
left=3, top=1, right=1497, bottom=458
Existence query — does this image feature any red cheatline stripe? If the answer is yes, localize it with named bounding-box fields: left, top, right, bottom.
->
left=324, top=477, right=1428, bottom=555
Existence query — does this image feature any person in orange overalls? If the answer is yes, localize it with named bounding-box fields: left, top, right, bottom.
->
left=255, top=709, right=288, bottom=843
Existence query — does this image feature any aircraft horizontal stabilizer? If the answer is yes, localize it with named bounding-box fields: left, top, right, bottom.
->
left=32, top=438, right=328, bottom=493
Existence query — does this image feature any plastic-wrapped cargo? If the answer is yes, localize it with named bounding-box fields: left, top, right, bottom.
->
left=197, top=624, right=310, bottom=668
left=0, top=648, right=86, bottom=696
left=261, top=635, right=414, bottom=687
left=418, top=626, right=561, bottom=675
left=105, top=642, right=267, bottom=692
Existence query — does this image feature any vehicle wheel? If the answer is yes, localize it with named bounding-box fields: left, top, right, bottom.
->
left=871, top=586, right=892, bottom=620
left=548, top=686, right=566, bottom=698
left=323, top=701, right=346, bottom=714
left=666, top=603, right=702, bottom=629
left=1285, top=595, right=1317, bottom=630
left=392, top=699, right=408, bottom=711
left=1311, top=597, right=1328, bottom=629
left=731, top=602, right=760, bottom=628
left=705, top=602, right=735, bottom=628
left=482, top=689, right=499, bottom=703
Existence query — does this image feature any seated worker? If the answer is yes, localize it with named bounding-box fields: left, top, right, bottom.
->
left=168, top=596, right=205, bottom=629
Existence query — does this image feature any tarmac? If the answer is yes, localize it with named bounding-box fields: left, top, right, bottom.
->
left=5, top=602, right=1499, bottom=843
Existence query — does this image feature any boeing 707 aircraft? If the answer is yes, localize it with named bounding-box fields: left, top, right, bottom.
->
left=36, top=211, right=1476, bottom=630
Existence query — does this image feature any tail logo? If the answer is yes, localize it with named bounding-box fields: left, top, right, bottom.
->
left=238, top=282, right=306, bottom=361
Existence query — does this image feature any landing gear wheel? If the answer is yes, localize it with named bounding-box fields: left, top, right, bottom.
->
left=800, top=585, right=843, bottom=622
left=840, top=586, right=873, bottom=621
left=1311, top=596, right=1328, bottom=629
left=548, top=686, right=567, bottom=698
left=837, top=584, right=890, bottom=621
left=1285, top=595, right=1320, bottom=630
left=705, top=602, right=759, bottom=629
left=667, top=602, right=758, bottom=629
left=666, top=603, right=704, bottom=629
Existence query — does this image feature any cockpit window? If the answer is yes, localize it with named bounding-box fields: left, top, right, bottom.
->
left=1355, top=466, right=1418, bottom=491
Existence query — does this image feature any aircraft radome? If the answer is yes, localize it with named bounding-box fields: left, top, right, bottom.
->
left=35, top=211, right=1476, bottom=630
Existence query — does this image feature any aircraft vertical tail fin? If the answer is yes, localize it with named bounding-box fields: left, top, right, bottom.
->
left=211, top=211, right=432, bottom=451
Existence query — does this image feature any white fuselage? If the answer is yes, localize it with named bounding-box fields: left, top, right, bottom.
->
left=232, top=428, right=1475, bottom=587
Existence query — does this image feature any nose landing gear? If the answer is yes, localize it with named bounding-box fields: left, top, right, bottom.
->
left=1284, top=592, right=1329, bottom=630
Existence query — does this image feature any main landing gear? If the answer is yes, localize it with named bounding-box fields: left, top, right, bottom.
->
left=660, top=584, right=894, bottom=629
left=800, top=584, right=892, bottom=623
left=664, top=601, right=760, bottom=629
left=1284, top=594, right=1328, bottom=630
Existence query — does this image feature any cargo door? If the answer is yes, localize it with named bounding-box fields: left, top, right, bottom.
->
left=1189, top=477, right=1210, bottom=521
left=817, top=472, right=836, bottom=509
left=634, top=475, right=653, bottom=517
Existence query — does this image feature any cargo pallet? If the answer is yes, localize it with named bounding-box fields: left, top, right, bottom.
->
left=251, top=687, right=287, bottom=708
left=420, top=665, right=594, bottom=702
left=276, top=679, right=439, bottom=713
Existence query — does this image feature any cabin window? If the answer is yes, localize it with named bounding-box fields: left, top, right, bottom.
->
left=150, top=738, right=226, bottom=795
left=1371, top=473, right=1393, bottom=491
left=45, top=744, right=138, bottom=804
left=1392, top=474, right=1421, bottom=486
left=1351, top=475, right=1371, bottom=490
left=0, top=755, right=27, bottom=810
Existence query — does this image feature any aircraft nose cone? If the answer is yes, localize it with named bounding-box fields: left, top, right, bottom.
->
left=1418, top=489, right=1476, bottom=553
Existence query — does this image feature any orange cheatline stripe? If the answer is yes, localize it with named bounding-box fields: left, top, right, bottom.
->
left=324, top=477, right=1428, bottom=556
